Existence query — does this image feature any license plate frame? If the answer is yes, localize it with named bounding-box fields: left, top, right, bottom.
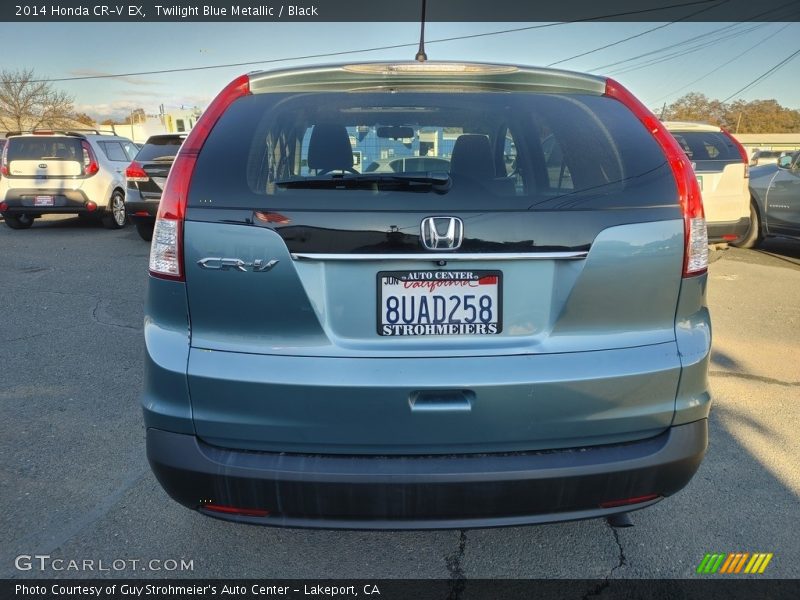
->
left=376, top=269, right=503, bottom=336
left=33, top=195, right=55, bottom=207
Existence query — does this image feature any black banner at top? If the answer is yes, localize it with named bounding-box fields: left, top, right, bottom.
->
left=3, top=0, right=800, bottom=22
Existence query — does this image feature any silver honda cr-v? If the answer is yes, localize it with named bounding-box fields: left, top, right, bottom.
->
left=142, top=62, right=711, bottom=528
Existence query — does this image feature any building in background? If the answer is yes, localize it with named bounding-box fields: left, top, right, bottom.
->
left=112, top=106, right=203, bottom=143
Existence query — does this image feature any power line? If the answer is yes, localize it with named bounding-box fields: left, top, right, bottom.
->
left=546, top=0, right=727, bottom=67
left=590, top=0, right=799, bottom=72
left=720, top=47, right=800, bottom=102
left=607, top=22, right=772, bottom=76
left=14, top=0, right=720, bottom=83
left=592, top=22, right=748, bottom=72
left=648, top=22, right=792, bottom=104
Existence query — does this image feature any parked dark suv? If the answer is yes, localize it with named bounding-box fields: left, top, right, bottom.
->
left=143, top=62, right=711, bottom=528
left=125, top=134, right=186, bottom=241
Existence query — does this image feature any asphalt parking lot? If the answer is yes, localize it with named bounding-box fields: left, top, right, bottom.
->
left=1, top=216, right=798, bottom=581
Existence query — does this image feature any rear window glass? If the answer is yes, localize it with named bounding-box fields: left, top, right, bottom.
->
left=7, top=137, right=83, bottom=162
left=136, top=137, right=184, bottom=161
left=190, top=91, right=676, bottom=211
left=669, top=131, right=741, bottom=162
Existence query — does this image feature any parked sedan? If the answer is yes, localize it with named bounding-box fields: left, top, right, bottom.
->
left=125, top=134, right=185, bottom=241
left=737, top=150, right=800, bottom=247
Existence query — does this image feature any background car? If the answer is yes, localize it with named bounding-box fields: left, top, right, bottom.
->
left=364, top=156, right=451, bottom=173
left=737, top=150, right=800, bottom=247
left=749, top=149, right=787, bottom=167
left=0, top=129, right=136, bottom=229
left=143, top=63, right=711, bottom=529
left=124, top=134, right=186, bottom=241
left=664, top=121, right=750, bottom=244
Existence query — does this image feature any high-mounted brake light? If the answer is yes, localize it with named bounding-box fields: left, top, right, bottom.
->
left=125, top=161, right=149, bottom=182
left=149, top=74, right=251, bottom=281
left=720, top=128, right=749, bottom=178
left=604, top=79, right=707, bottom=277
left=80, top=140, right=99, bottom=176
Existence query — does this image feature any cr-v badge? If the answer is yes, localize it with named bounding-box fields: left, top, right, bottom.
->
left=196, top=258, right=279, bottom=272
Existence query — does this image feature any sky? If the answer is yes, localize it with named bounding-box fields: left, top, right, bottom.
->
left=2, top=21, right=799, bottom=121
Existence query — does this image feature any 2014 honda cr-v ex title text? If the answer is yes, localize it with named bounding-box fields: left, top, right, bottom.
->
left=142, top=62, right=711, bottom=529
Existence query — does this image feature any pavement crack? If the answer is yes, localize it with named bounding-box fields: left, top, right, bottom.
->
left=2, top=466, right=149, bottom=578
left=91, top=297, right=141, bottom=331
left=582, top=522, right=626, bottom=599
left=445, top=529, right=467, bottom=600
left=709, top=370, right=799, bottom=388
left=1, top=331, right=52, bottom=343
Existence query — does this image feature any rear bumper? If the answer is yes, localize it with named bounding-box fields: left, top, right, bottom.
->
left=0, top=189, right=109, bottom=215
left=707, top=216, right=750, bottom=243
left=147, top=419, right=707, bottom=529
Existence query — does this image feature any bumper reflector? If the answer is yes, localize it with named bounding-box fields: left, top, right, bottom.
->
left=86, top=201, right=97, bottom=212
left=201, top=504, right=270, bottom=518
left=599, top=494, right=660, bottom=509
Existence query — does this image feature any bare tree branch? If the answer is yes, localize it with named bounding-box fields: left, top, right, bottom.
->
left=0, top=68, right=76, bottom=132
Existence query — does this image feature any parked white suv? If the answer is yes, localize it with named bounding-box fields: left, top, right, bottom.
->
left=664, top=122, right=750, bottom=244
left=0, top=130, right=137, bottom=229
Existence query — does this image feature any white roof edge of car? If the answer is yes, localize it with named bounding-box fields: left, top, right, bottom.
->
left=661, top=121, right=723, bottom=132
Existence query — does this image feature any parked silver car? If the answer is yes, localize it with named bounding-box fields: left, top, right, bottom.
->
left=737, top=150, right=800, bottom=247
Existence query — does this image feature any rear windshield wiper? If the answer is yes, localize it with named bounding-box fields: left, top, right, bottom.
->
left=275, top=172, right=451, bottom=194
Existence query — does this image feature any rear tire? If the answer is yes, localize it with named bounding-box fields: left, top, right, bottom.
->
left=732, top=201, right=762, bottom=249
left=102, top=190, right=127, bottom=229
left=136, top=222, right=154, bottom=241
left=3, top=214, right=34, bottom=229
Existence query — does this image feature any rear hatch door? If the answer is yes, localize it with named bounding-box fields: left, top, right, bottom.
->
left=181, top=85, right=686, bottom=454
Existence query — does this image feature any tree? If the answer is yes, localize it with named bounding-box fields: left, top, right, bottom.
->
left=73, top=112, right=96, bottom=127
left=0, top=68, right=75, bottom=132
left=661, top=93, right=800, bottom=133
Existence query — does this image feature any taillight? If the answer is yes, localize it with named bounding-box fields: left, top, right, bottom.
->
left=1, top=143, right=8, bottom=176
left=125, top=161, right=149, bottom=182
left=0, top=201, right=7, bottom=211
left=149, top=74, right=251, bottom=281
left=604, top=79, right=707, bottom=277
left=81, top=140, right=99, bottom=176
left=721, top=128, right=749, bottom=178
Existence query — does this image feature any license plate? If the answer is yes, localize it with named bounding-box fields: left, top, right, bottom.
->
left=34, top=195, right=54, bottom=206
left=377, top=270, right=502, bottom=336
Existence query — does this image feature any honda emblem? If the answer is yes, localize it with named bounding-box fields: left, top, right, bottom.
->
left=420, top=216, right=464, bottom=250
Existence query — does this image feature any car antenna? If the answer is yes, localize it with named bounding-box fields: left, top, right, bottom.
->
left=415, top=0, right=428, bottom=62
